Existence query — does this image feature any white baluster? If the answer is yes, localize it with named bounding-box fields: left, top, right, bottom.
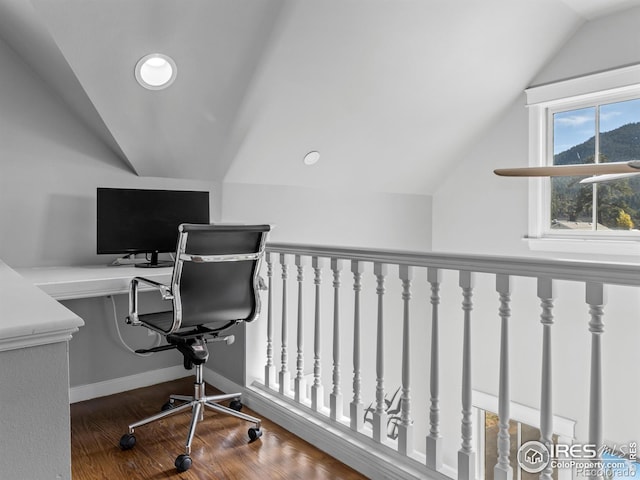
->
left=426, top=267, right=443, bottom=470
left=330, top=258, right=343, bottom=421
left=350, top=260, right=364, bottom=431
left=495, top=275, right=513, bottom=480
left=538, top=277, right=554, bottom=480
left=294, top=255, right=306, bottom=402
left=398, top=265, right=414, bottom=456
left=587, top=282, right=606, bottom=480
left=458, top=270, right=476, bottom=480
left=373, top=262, right=388, bottom=443
left=264, top=252, right=276, bottom=388
left=279, top=253, right=291, bottom=394
left=311, top=257, right=325, bottom=412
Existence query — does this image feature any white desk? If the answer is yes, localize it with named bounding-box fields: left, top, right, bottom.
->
left=16, top=265, right=173, bottom=301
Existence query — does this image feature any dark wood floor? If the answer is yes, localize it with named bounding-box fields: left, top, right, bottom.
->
left=71, top=377, right=367, bottom=479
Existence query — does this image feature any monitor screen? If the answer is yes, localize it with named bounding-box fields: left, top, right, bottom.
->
left=97, top=188, right=210, bottom=266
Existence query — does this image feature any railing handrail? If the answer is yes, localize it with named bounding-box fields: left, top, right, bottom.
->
left=266, top=242, right=640, bottom=287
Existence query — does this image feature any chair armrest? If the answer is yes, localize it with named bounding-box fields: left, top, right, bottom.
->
left=127, top=276, right=173, bottom=326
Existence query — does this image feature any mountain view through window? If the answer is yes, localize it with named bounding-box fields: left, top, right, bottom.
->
left=551, top=98, right=640, bottom=232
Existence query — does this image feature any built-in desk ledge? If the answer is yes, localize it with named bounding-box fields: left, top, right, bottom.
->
left=0, top=260, right=84, bottom=352
left=15, top=264, right=172, bottom=300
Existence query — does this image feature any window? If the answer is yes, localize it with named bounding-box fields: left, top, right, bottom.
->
left=473, top=392, right=575, bottom=480
left=550, top=99, right=640, bottom=232
left=483, top=411, right=558, bottom=480
left=526, top=65, right=640, bottom=255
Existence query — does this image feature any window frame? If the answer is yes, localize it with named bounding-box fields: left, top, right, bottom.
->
left=525, top=64, right=640, bottom=256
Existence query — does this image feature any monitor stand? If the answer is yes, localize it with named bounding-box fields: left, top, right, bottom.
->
left=135, top=251, right=173, bottom=268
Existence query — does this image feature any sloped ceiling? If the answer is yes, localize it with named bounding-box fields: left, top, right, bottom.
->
left=29, top=0, right=286, bottom=180
left=1, top=0, right=640, bottom=194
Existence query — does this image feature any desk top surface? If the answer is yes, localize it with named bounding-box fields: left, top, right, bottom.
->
left=16, top=264, right=173, bottom=301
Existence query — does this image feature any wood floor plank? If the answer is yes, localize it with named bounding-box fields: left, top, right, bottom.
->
left=71, top=377, right=367, bottom=479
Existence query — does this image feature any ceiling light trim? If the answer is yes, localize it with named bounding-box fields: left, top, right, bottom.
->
left=135, top=53, right=177, bottom=90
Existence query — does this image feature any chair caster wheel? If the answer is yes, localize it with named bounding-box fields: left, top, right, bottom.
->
left=229, top=399, right=242, bottom=411
left=119, top=433, right=136, bottom=450
left=161, top=400, right=175, bottom=411
left=248, top=427, right=262, bottom=442
left=175, top=454, right=192, bottom=472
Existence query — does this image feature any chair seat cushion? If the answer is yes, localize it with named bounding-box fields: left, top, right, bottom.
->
left=138, top=311, right=237, bottom=336
left=138, top=311, right=175, bottom=333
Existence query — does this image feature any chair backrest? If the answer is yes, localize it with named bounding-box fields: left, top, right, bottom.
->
left=168, top=224, right=270, bottom=334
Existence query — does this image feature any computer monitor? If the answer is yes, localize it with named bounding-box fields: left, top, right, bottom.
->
left=97, top=188, right=210, bottom=267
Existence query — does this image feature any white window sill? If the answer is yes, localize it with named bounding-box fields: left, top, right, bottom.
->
left=526, top=236, right=640, bottom=257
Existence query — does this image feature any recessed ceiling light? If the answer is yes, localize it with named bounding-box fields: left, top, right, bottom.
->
left=135, top=53, right=177, bottom=90
left=303, top=151, right=320, bottom=165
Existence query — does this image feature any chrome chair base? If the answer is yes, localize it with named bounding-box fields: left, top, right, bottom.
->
left=119, top=363, right=262, bottom=472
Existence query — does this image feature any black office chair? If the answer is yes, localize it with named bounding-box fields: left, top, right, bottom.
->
left=118, top=223, right=271, bottom=472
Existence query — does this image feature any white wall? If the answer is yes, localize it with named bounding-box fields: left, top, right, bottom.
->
left=532, top=7, right=640, bottom=87
left=222, top=182, right=432, bottom=251
left=432, top=94, right=531, bottom=257
left=432, top=6, right=640, bottom=466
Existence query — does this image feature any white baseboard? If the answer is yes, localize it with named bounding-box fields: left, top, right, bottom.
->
left=69, top=365, right=188, bottom=403
left=243, top=382, right=450, bottom=480
left=203, top=367, right=244, bottom=395
left=196, top=373, right=449, bottom=480
left=69, top=366, right=243, bottom=404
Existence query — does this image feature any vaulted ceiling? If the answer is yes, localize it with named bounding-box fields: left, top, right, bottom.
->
left=1, top=0, right=640, bottom=194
